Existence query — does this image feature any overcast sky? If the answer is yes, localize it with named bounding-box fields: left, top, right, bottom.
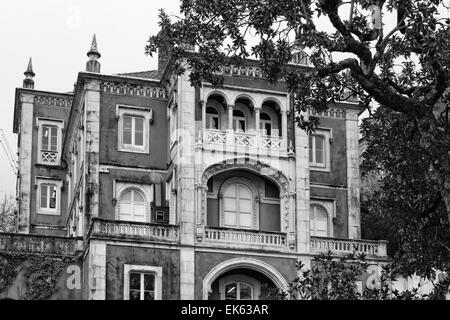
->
left=0, top=0, right=180, bottom=197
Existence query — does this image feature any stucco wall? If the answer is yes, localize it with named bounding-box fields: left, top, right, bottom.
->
left=99, top=92, right=168, bottom=170
left=30, top=101, right=70, bottom=231
left=105, top=245, right=180, bottom=300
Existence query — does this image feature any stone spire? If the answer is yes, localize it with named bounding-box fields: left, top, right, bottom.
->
left=23, top=57, right=35, bottom=89
left=86, top=34, right=101, bottom=73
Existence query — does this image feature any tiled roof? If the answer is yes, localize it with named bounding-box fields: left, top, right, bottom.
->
left=116, top=70, right=162, bottom=80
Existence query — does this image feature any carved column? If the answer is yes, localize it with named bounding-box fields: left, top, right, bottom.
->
left=255, top=107, right=261, bottom=136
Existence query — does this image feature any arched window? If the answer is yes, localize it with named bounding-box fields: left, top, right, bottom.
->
left=118, top=189, right=147, bottom=222
left=218, top=274, right=261, bottom=300
left=260, top=112, right=272, bottom=136
left=233, top=110, right=246, bottom=132
left=223, top=183, right=252, bottom=229
left=310, top=205, right=328, bottom=237
left=206, top=107, right=220, bottom=130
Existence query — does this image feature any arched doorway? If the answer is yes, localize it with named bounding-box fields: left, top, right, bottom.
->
left=203, top=258, right=289, bottom=300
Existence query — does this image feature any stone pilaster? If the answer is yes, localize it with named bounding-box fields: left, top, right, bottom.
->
left=345, top=109, right=361, bottom=239
left=180, top=247, right=195, bottom=300
left=294, top=124, right=310, bottom=254
left=18, top=93, right=34, bottom=234
left=88, top=241, right=106, bottom=300
left=84, top=80, right=101, bottom=218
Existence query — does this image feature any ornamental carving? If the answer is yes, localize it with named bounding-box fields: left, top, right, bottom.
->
left=101, top=82, right=167, bottom=99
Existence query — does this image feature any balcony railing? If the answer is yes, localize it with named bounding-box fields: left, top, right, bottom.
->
left=204, top=226, right=287, bottom=249
left=310, top=236, right=388, bottom=258
left=40, top=150, right=59, bottom=165
left=204, top=130, right=286, bottom=154
left=89, top=218, right=179, bottom=243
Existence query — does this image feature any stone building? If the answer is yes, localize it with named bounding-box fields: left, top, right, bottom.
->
left=5, top=35, right=388, bottom=300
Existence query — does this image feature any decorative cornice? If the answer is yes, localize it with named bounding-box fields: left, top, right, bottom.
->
left=308, top=107, right=346, bottom=119
left=101, top=81, right=168, bottom=99
left=34, top=95, right=73, bottom=108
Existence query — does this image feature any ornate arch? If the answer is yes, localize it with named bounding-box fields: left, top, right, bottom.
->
left=199, top=158, right=293, bottom=235
left=206, top=90, right=230, bottom=106
left=232, top=93, right=257, bottom=108
left=202, top=257, right=289, bottom=300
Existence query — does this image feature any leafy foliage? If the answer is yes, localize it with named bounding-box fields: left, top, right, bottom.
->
left=360, top=108, right=450, bottom=279
left=277, top=252, right=449, bottom=300
left=0, top=194, right=16, bottom=233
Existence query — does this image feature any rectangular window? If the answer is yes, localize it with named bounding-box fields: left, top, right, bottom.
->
left=117, top=106, right=152, bottom=154
left=309, top=129, right=331, bottom=171
left=37, top=119, right=63, bottom=165
left=129, top=272, right=155, bottom=300
left=124, top=265, right=162, bottom=300
left=36, top=178, right=62, bottom=215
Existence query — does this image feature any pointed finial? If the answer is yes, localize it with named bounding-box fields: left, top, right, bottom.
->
left=86, top=34, right=101, bottom=73
left=87, top=34, right=101, bottom=58
left=24, top=57, right=35, bottom=77
left=23, top=57, right=35, bottom=89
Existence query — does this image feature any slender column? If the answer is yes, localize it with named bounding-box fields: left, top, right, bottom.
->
left=281, top=110, right=288, bottom=151
left=227, top=104, right=234, bottom=130
left=255, top=107, right=261, bottom=136
left=201, top=100, right=206, bottom=131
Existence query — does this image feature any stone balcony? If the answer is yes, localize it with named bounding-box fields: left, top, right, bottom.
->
left=203, top=226, right=289, bottom=251
left=88, top=218, right=179, bottom=244
left=203, top=129, right=289, bottom=157
left=310, top=236, right=388, bottom=259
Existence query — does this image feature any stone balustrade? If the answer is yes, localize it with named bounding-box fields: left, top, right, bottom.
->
left=310, top=236, right=388, bottom=258
left=89, top=218, right=179, bottom=243
left=204, top=129, right=285, bottom=154
left=204, top=226, right=287, bottom=248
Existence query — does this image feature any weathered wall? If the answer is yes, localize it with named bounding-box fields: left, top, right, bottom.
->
left=29, top=98, right=71, bottom=232
left=310, top=186, right=348, bottom=238
left=99, top=92, right=168, bottom=170
left=310, top=116, right=347, bottom=187
left=105, top=245, right=180, bottom=300
left=98, top=169, right=167, bottom=220
left=0, top=233, right=82, bottom=300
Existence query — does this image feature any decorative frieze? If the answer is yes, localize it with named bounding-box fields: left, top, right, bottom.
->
left=34, top=95, right=73, bottom=108
left=101, top=82, right=167, bottom=99
left=308, top=107, right=346, bottom=119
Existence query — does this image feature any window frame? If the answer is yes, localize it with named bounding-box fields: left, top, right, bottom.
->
left=309, top=128, right=331, bottom=172
left=36, top=178, right=62, bottom=216
left=123, top=265, right=162, bottom=300
left=117, top=105, right=152, bottom=154
left=219, top=177, right=258, bottom=230
left=309, top=200, right=335, bottom=237
left=115, top=182, right=153, bottom=222
left=36, top=118, right=64, bottom=166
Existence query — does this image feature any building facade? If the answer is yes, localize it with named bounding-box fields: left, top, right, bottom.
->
left=7, top=36, right=388, bottom=300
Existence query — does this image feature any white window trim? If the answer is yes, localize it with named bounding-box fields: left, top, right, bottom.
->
left=115, top=182, right=153, bottom=222
left=36, top=118, right=64, bottom=166
left=310, top=200, right=335, bottom=237
left=123, top=264, right=162, bottom=300
left=36, top=178, right=62, bottom=216
left=117, top=105, right=152, bottom=154
left=219, top=274, right=261, bottom=300
left=309, top=128, right=331, bottom=172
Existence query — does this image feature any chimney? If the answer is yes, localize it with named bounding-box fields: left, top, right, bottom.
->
left=86, top=34, right=101, bottom=73
left=23, top=58, right=35, bottom=89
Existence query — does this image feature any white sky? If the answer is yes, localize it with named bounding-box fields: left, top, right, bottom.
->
left=0, top=0, right=181, bottom=197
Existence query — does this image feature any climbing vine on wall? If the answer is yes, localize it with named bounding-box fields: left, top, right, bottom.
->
left=0, top=252, right=75, bottom=300
left=0, top=252, right=24, bottom=294
left=21, top=256, right=67, bottom=300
